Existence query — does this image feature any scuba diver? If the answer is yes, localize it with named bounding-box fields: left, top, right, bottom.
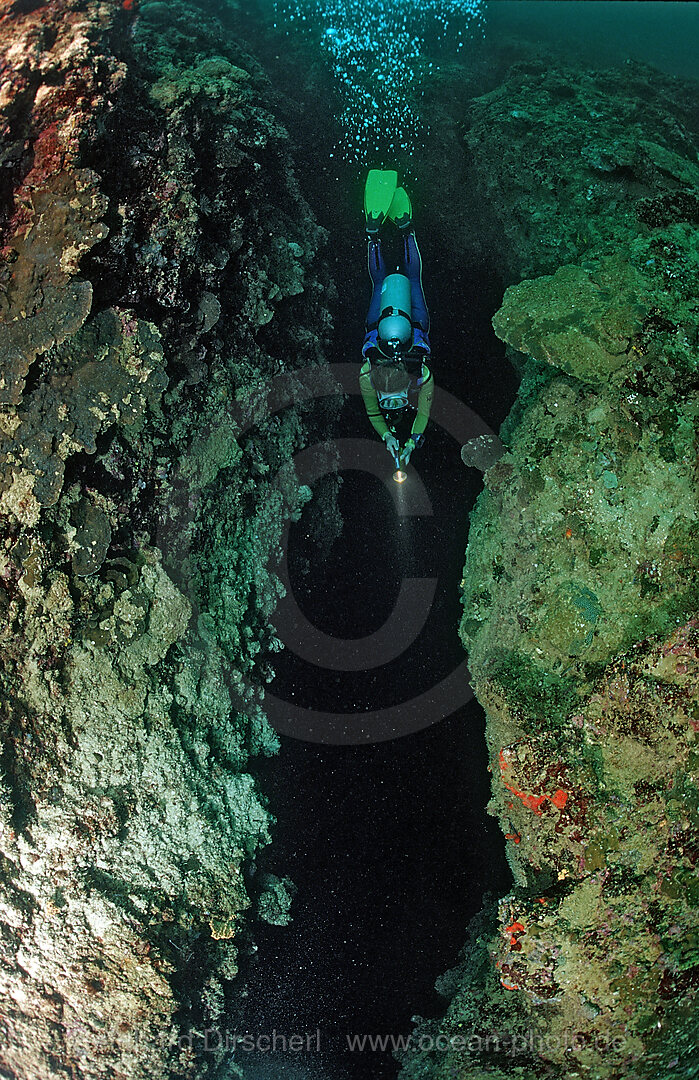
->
left=360, top=169, right=434, bottom=468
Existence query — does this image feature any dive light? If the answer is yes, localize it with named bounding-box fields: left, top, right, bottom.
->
left=392, top=453, right=407, bottom=484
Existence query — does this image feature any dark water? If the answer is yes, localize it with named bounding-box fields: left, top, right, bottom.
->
left=219, top=3, right=698, bottom=1078
left=227, top=12, right=518, bottom=1079
left=242, top=369, right=516, bottom=1080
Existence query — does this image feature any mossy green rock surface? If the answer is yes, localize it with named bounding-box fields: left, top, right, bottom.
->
left=400, top=54, right=699, bottom=1080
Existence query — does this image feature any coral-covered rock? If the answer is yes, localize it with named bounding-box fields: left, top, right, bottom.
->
left=462, top=368, right=699, bottom=679
left=0, top=0, right=123, bottom=404
left=493, top=257, right=648, bottom=384
left=0, top=1, right=340, bottom=1077
left=465, top=59, right=699, bottom=279
left=400, top=53, right=699, bottom=1080
left=493, top=225, right=699, bottom=386
left=1, top=309, right=167, bottom=527
left=400, top=629, right=699, bottom=1075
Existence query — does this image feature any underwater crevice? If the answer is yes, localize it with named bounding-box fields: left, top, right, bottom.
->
left=215, top=12, right=520, bottom=1080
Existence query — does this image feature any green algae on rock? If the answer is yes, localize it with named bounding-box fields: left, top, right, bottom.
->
left=493, top=257, right=649, bottom=384
left=400, top=53, right=699, bottom=1080
left=464, top=58, right=699, bottom=280
left=493, top=224, right=699, bottom=388
left=463, top=371, right=699, bottom=679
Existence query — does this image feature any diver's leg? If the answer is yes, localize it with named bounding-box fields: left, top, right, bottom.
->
left=366, top=237, right=387, bottom=330
left=402, top=231, right=430, bottom=333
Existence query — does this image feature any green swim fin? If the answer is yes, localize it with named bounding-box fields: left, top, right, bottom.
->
left=387, top=186, right=412, bottom=231
left=364, top=169, right=398, bottom=235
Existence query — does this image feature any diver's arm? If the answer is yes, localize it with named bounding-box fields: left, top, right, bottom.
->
left=359, top=364, right=390, bottom=439
left=410, top=365, right=434, bottom=438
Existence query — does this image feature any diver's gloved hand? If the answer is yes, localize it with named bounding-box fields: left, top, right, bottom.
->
left=400, top=437, right=418, bottom=465
left=383, top=432, right=400, bottom=458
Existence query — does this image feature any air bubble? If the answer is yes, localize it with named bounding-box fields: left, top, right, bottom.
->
left=273, top=0, right=486, bottom=163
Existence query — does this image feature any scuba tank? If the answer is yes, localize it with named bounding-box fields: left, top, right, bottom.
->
left=373, top=274, right=414, bottom=408
left=377, top=273, right=412, bottom=350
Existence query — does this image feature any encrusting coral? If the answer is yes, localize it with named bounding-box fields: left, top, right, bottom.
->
left=399, top=55, right=699, bottom=1080
left=0, top=1, right=339, bottom=1077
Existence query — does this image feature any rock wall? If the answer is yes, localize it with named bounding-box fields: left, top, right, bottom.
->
left=0, top=2, right=338, bottom=1077
left=400, top=59, right=699, bottom=1080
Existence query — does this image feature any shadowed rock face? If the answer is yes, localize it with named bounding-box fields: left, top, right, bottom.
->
left=463, top=57, right=699, bottom=281
left=399, top=57, right=699, bottom=1080
left=0, top=2, right=338, bottom=1077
